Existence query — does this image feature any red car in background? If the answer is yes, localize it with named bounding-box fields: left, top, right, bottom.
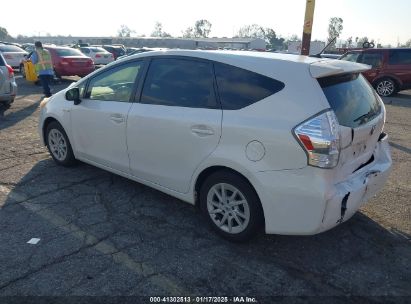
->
left=44, top=46, right=95, bottom=78
left=340, top=48, right=411, bottom=96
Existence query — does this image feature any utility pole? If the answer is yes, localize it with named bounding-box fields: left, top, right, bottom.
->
left=301, top=0, right=316, bottom=55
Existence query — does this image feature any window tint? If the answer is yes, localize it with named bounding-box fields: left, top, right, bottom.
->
left=359, top=52, right=383, bottom=68
left=80, top=48, right=90, bottom=54
left=214, top=62, right=284, bottom=110
left=55, top=48, right=83, bottom=57
left=340, top=52, right=360, bottom=63
left=141, top=58, right=217, bottom=108
left=388, top=49, right=411, bottom=65
left=318, top=73, right=381, bottom=128
left=86, top=61, right=143, bottom=102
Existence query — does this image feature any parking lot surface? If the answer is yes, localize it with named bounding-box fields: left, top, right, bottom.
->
left=0, top=77, right=410, bottom=302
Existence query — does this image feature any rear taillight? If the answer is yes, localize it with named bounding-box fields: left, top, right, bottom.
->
left=294, top=110, right=340, bottom=168
left=60, top=58, right=69, bottom=65
left=6, top=64, right=14, bottom=79
left=95, top=54, right=101, bottom=58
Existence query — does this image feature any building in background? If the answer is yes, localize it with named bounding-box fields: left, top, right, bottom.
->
left=15, top=36, right=267, bottom=50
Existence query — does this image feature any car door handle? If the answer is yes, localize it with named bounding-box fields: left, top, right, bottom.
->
left=191, top=125, right=214, bottom=136
left=110, top=113, right=125, bottom=123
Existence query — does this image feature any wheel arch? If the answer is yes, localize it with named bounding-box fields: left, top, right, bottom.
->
left=194, top=166, right=263, bottom=218
left=42, top=116, right=60, bottom=145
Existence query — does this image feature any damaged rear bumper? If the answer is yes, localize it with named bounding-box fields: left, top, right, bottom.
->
left=318, top=133, right=392, bottom=233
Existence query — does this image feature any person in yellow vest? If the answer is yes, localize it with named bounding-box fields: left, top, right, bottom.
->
left=29, top=41, right=54, bottom=97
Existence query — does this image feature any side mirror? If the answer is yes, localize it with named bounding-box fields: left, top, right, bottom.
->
left=65, top=87, right=81, bottom=105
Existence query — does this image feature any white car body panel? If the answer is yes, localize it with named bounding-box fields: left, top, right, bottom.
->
left=127, top=104, right=222, bottom=193
left=70, top=99, right=132, bottom=173
left=1, top=51, right=28, bottom=68
left=39, top=50, right=392, bottom=236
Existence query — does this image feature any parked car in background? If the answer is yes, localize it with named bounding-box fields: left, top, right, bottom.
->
left=79, top=47, right=114, bottom=65
left=21, top=43, right=35, bottom=53
left=0, top=53, right=17, bottom=106
left=117, top=47, right=158, bottom=60
left=39, top=50, right=392, bottom=241
left=340, top=48, right=411, bottom=96
left=43, top=46, right=95, bottom=78
left=0, top=44, right=28, bottom=69
left=97, top=45, right=126, bottom=60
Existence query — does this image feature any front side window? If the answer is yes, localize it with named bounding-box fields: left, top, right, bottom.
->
left=388, top=50, right=411, bottom=65
left=214, top=62, right=284, bottom=110
left=359, top=52, right=383, bottom=68
left=340, top=52, right=360, bottom=63
left=85, top=61, right=143, bottom=102
left=141, top=58, right=217, bottom=108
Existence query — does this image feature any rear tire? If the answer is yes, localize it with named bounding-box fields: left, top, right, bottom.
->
left=374, top=78, right=397, bottom=97
left=45, top=121, right=76, bottom=166
left=199, top=170, right=264, bottom=242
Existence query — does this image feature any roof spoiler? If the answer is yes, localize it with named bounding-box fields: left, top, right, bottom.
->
left=310, top=60, right=371, bottom=78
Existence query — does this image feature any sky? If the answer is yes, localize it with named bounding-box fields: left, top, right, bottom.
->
left=2, top=0, right=410, bottom=45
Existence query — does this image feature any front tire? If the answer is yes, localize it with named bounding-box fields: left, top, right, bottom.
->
left=375, top=78, right=397, bottom=97
left=200, top=171, right=264, bottom=242
left=46, top=121, right=76, bottom=166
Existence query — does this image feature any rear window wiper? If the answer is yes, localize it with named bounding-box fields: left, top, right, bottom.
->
left=354, top=109, right=374, bottom=124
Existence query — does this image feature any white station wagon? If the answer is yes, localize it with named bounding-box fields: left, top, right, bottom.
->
left=38, top=50, right=392, bottom=241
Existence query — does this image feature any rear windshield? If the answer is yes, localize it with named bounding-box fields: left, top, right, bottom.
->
left=90, top=47, right=106, bottom=52
left=318, top=73, right=381, bottom=128
left=0, top=53, right=5, bottom=65
left=55, top=48, right=83, bottom=56
left=0, top=45, right=25, bottom=52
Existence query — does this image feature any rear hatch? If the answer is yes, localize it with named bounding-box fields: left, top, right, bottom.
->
left=311, top=60, right=385, bottom=182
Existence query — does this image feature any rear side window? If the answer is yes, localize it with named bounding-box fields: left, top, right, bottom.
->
left=388, top=49, right=411, bottom=65
left=318, top=73, right=381, bottom=128
left=359, top=52, right=383, bottom=68
left=141, top=58, right=217, bottom=108
left=214, top=63, right=284, bottom=110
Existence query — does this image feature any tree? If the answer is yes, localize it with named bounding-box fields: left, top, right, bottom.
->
left=117, top=25, right=134, bottom=37
left=347, top=36, right=353, bottom=47
left=235, top=25, right=285, bottom=49
left=236, top=24, right=265, bottom=39
left=151, top=22, right=171, bottom=38
left=356, top=36, right=369, bottom=47
left=0, top=26, right=10, bottom=40
left=327, top=17, right=343, bottom=49
left=182, top=19, right=212, bottom=38
left=404, top=39, right=411, bottom=47
left=182, top=27, right=195, bottom=38
left=194, top=19, right=212, bottom=38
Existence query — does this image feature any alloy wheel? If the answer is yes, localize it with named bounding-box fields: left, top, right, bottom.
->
left=206, top=183, right=250, bottom=234
left=376, top=80, right=395, bottom=97
left=48, top=129, right=68, bottom=161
